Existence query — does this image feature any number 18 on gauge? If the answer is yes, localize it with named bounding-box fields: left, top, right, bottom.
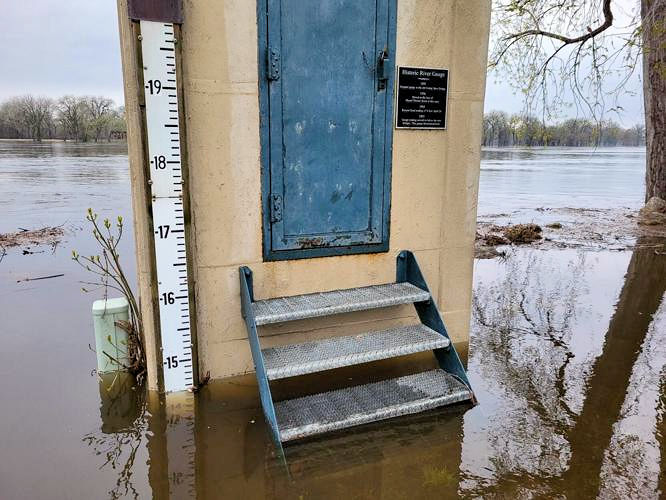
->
left=140, top=20, right=194, bottom=392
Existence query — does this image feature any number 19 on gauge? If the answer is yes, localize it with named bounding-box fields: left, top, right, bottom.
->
left=140, top=20, right=194, bottom=392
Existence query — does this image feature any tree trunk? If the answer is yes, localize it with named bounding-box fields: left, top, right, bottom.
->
left=643, top=0, right=666, bottom=201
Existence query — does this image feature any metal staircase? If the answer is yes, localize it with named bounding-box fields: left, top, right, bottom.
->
left=239, top=250, right=474, bottom=445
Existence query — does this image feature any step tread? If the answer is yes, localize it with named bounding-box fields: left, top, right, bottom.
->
left=274, top=369, right=472, bottom=442
left=252, top=282, right=429, bottom=325
left=262, top=324, right=449, bottom=380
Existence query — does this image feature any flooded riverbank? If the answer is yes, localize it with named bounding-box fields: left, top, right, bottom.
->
left=2, top=143, right=664, bottom=498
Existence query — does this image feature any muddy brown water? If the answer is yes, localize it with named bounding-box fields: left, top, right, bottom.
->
left=1, top=142, right=664, bottom=499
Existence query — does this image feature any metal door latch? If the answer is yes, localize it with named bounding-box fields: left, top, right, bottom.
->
left=377, top=48, right=389, bottom=90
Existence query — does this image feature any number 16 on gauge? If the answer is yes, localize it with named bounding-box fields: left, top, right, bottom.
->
left=152, top=196, right=193, bottom=390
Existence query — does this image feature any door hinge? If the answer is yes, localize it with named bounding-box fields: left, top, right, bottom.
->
left=270, top=194, right=283, bottom=222
left=267, top=46, right=280, bottom=81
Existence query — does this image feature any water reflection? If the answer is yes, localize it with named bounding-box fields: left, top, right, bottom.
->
left=563, top=239, right=666, bottom=497
left=82, top=243, right=666, bottom=498
left=0, top=140, right=127, bottom=159
left=83, top=373, right=147, bottom=499
left=4, top=140, right=660, bottom=497
left=137, top=372, right=469, bottom=499
left=464, top=242, right=666, bottom=498
left=599, top=299, right=666, bottom=498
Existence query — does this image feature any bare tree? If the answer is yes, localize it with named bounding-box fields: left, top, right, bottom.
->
left=490, top=0, right=665, bottom=201
left=482, top=111, right=644, bottom=146
left=13, top=95, right=54, bottom=141
left=57, top=95, right=89, bottom=141
left=0, top=94, right=126, bottom=141
left=629, top=122, right=646, bottom=146
left=107, top=106, right=127, bottom=140
left=0, top=99, right=22, bottom=138
left=83, top=96, right=114, bottom=142
left=483, top=110, right=513, bottom=146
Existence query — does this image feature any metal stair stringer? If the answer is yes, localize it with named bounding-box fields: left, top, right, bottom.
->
left=239, top=266, right=282, bottom=448
left=239, top=251, right=474, bottom=447
left=396, top=250, right=474, bottom=391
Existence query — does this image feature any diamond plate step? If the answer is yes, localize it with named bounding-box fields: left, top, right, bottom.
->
left=252, top=282, right=430, bottom=326
left=274, top=369, right=472, bottom=442
left=262, top=324, right=450, bottom=380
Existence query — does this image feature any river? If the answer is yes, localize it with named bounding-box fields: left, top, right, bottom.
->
left=1, top=141, right=664, bottom=499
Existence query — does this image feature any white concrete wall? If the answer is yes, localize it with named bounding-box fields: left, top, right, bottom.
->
left=117, top=0, right=492, bottom=390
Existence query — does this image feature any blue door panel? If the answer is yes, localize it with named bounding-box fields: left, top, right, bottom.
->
left=259, top=0, right=396, bottom=259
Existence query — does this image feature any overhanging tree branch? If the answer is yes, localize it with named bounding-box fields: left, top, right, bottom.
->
left=504, top=0, right=613, bottom=46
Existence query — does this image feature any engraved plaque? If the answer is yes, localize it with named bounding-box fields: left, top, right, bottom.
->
left=396, top=66, right=448, bottom=129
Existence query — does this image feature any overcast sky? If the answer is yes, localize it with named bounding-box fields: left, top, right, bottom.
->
left=0, top=0, right=645, bottom=125
left=0, top=1, right=125, bottom=104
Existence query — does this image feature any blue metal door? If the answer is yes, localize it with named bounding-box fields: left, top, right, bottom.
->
left=259, top=0, right=396, bottom=260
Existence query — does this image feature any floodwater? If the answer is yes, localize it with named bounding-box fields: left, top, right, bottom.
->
left=1, top=142, right=665, bottom=499
left=479, top=147, right=647, bottom=215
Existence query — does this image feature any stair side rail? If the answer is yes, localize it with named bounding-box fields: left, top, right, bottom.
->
left=239, top=266, right=282, bottom=445
left=396, top=250, right=473, bottom=390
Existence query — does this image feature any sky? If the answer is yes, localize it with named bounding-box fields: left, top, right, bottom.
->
left=0, top=0, right=645, bottom=125
left=0, top=1, right=125, bottom=104
left=484, top=0, right=645, bottom=125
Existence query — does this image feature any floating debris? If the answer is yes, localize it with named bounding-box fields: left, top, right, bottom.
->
left=474, top=242, right=506, bottom=260
left=0, top=226, right=65, bottom=249
left=502, top=223, right=543, bottom=243
left=475, top=207, right=666, bottom=259
left=483, top=233, right=509, bottom=246
left=16, top=273, right=65, bottom=283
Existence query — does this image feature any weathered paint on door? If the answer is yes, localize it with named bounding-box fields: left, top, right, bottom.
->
left=258, top=0, right=397, bottom=261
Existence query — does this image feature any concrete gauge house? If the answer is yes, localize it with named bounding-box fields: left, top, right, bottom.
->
left=117, top=0, right=491, bottom=442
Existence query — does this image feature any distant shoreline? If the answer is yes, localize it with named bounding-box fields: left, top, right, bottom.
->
left=0, top=138, right=127, bottom=144
left=0, top=138, right=644, bottom=149
left=481, top=145, right=646, bottom=149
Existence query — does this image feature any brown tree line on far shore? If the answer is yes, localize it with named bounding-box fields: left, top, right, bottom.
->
left=0, top=95, right=126, bottom=142
left=482, top=111, right=646, bottom=148
left=2, top=93, right=646, bottom=149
